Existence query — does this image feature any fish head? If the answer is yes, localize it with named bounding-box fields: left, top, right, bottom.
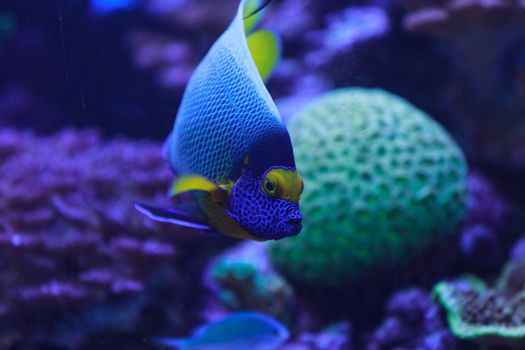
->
left=229, top=166, right=303, bottom=240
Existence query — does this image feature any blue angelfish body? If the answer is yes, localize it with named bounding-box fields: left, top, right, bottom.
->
left=167, top=0, right=292, bottom=182
left=137, top=0, right=303, bottom=241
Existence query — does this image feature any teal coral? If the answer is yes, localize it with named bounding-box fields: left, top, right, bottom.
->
left=433, top=260, right=525, bottom=347
left=208, top=243, right=293, bottom=318
left=269, top=88, right=468, bottom=285
left=210, top=261, right=292, bottom=316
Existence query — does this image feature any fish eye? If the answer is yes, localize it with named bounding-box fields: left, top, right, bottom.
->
left=262, top=177, right=279, bottom=196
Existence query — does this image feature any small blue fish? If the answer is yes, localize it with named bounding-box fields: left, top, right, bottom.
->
left=156, top=312, right=290, bottom=350
left=137, top=0, right=304, bottom=241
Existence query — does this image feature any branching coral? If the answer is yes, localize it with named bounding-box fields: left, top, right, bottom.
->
left=434, top=257, right=525, bottom=348
left=400, top=0, right=525, bottom=170
left=364, top=288, right=457, bottom=350
left=458, top=171, right=511, bottom=273
left=127, top=31, right=197, bottom=90
left=270, top=4, right=391, bottom=121
left=280, top=322, right=352, bottom=350
left=0, top=128, right=207, bottom=349
left=269, top=88, right=468, bottom=286
left=303, top=6, right=390, bottom=72
left=126, top=0, right=238, bottom=91
left=206, top=242, right=294, bottom=320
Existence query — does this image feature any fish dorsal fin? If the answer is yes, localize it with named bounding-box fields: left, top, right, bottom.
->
left=247, top=30, right=281, bottom=82
left=243, top=0, right=266, bottom=34
left=169, top=175, right=227, bottom=203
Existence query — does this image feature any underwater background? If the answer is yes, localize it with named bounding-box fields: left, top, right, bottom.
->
left=1, top=0, right=525, bottom=349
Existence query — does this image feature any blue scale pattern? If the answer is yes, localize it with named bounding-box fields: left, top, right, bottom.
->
left=166, top=0, right=292, bottom=182
left=229, top=169, right=302, bottom=239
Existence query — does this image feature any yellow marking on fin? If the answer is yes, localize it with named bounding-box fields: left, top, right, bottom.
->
left=192, top=188, right=266, bottom=242
left=197, top=193, right=266, bottom=242
left=169, top=175, right=220, bottom=197
left=219, top=181, right=234, bottom=195
left=247, top=30, right=281, bottom=82
left=243, top=0, right=264, bottom=34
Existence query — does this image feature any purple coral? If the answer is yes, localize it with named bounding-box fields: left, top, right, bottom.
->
left=125, top=0, right=241, bottom=91
left=457, top=171, right=510, bottom=272
left=363, top=288, right=457, bottom=350
left=280, top=322, right=352, bottom=350
left=464, top=171, right=508, bottom=229
left=510, top=235, right=525, bottom=262
left=127, top=31, right=197, bottom=90
left=305, top=6, right=390, bottom=63
left=0, top=128, right=209, bottom=349
left=460, top=224, right=503, bottom=271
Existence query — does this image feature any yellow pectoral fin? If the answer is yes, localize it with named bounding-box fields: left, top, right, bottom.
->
left=218, top=181, right=234, bottom=195
left=169, top=175, right=220, bottom=197
left=247, top=30, right=281, bottom=82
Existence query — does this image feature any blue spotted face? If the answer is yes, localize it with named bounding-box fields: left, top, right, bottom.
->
left=228, top=166, right=303, bottom=240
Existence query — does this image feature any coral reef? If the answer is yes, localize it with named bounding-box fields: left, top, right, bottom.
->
left=400, top=0, right=525, bottom=171
left=205, top=242, right=294, bottom=320
left=301, top=6, right=390, bottom=80
left=270, top=4, right=391, bottom=121
left=458, top=170, right=511, bottom=273
left=0, top=128, right=216, bottom=349
left=280, top=322, right=352, bottom=350
left=463, top=171, right=509, bottom=231
left=434, top=242, right=525, bottom=348
left=363, top=288, right=457, bottom=350
left=127, top=31, right=196, bottom=90
left=141, top=0, right=237, bottom=34
left=269, top=88, right=468, bottom=285
left=124, top=0, right=239, bottom=92
left=4, top=1, right=525, bottom=349
left=459, top=224, right=503, bottom=272
left=510, top=236, right=525, bottom=262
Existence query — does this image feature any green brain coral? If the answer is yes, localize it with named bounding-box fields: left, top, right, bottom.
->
left=269, top=88, right=467, bottom=285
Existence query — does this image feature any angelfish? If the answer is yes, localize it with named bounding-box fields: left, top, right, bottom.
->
left=136, top=0, right=303, bottom=241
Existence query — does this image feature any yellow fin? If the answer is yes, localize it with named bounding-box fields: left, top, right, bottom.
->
left=247, top=30, right=281, bottom=82
left=243, top=0, right=265, bottom=34
left=219, top=181, right=234, bottom=195
left=169, top=175, right=220, bottom=197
